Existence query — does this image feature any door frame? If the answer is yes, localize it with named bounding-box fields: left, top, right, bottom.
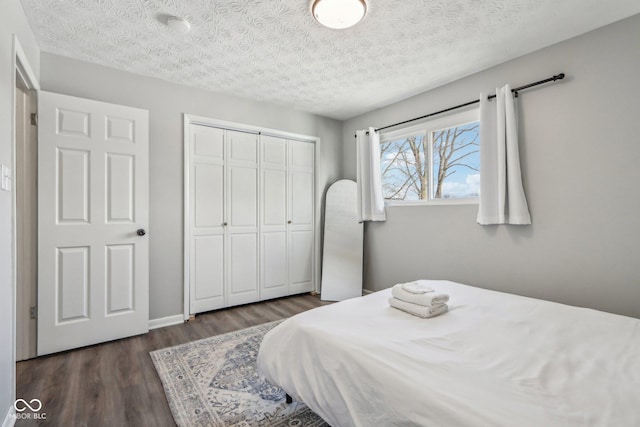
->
left=182, top=114, right=322, bottom=320
left=11, top=33, right=40, bottom=408
left=15, top=57, right=38, bottom=362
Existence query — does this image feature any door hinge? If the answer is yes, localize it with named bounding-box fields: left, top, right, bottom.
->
left=30, top=306, right=37, bottom=319
left=30, top=113, right=38, bottom=126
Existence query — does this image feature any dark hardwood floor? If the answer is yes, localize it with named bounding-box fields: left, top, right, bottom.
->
left=16, top=294, right=330, bottom=427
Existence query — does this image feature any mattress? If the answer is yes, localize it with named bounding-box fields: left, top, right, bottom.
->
left=257, top=280, right=640, bottom=427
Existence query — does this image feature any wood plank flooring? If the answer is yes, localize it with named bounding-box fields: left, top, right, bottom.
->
left=16, top=294, right=330, bottom=427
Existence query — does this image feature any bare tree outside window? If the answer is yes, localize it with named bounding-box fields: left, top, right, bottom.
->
left=380, top=122, right=480, bottom=201
left=380, top=134, right=426, bottom=200
left=433, top=122, right=480, bottom=198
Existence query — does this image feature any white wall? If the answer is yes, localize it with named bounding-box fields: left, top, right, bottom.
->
left=342, top=14, right=640, bottom=318
left=1, top=0, right=40, bottom=421
left=39, top=53, right=343, bottom=320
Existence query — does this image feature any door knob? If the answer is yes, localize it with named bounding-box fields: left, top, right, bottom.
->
left=137, top=228, right=146, bottom=236
left=223, top=222, right=228, bottom=226
left=287, top=220, right=292, bottom=224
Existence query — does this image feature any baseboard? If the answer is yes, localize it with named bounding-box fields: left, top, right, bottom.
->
left=362, top=289, right=374, bottom=295
left=148, top=314, right=184, bottom=330
left=3, top=406, right=15, bottom=427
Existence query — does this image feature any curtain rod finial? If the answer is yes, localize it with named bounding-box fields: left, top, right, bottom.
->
left=554, top=73, right=565, bottom=80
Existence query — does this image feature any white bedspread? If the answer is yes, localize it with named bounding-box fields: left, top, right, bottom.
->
left=257, top=280, right=640, bottom=427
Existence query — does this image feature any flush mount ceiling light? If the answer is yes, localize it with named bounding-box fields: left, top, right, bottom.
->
left=166, top=16, right=191, bottom=34
left=312, top=0, right=367, bottom=30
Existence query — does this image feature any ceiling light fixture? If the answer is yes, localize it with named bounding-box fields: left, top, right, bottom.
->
left=166, top=16, right=191, bottom=34
left=312, top=0, right=367, bottom=30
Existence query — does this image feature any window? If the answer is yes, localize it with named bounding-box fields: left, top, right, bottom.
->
left=380, top=109, right=480, bottom=204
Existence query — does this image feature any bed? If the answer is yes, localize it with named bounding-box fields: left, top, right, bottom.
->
left=257, top=280, right=640, bottom=427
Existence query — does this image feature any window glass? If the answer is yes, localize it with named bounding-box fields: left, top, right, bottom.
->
left=379, top=111, right=480, bottom=204
left=380, top=133, right=427, bottom=201
left=432, top=122, right=479, bottom=199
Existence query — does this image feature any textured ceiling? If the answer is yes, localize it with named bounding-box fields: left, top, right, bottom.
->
left=20, top=0, right=640, bottom=120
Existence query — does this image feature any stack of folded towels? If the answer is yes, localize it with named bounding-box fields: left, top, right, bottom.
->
left=389, top=281, right=449, bottom=318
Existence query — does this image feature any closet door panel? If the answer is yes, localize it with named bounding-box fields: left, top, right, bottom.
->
left=189, top=124, right=225, bottom=314
left=260, top=135, right=289, bottom=300
left=289, top=140, right=314, bottom=228
left=194, top=164, right=224, bottom=228
left=229, top=131, right=257, bottom=162
left=228, top=233, right=258, bottom=306
left=264, top=143, right=285, bottom=163
left=226, top=130, right=259, bottom=306
left=263, top=170, right=286, bottom=226
left=192, top=235, right=224, bottom=312
left=193, top=126, right=224, bottom=159
left=261, top=232, right=288, bottom=299
left=261, top=169, right=288, bottom=300
left=262, top=135, right=287, bottom=166
left=290, top=141, right=314, bottom=169
left=288, top=140, right=314, bottom=295
left=290, top=172, right=313, bottom=226
left=289, top=230, right=313, bottom=294
left=229, top=167, right=257, bottom=227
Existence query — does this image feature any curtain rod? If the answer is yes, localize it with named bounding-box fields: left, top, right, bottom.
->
left=354, top=73, right=565, bottom=137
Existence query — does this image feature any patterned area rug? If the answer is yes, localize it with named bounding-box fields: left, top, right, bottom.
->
left=150, top=321, right=328, bottom=427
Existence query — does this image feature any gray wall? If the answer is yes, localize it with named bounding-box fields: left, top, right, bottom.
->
left=1, top=0, right=40, bottom=419
left=40, top=53, right=343, bottom=320
left=342, top=14, right=640, bottom=318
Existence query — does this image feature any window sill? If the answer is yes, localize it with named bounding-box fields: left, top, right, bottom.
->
left=385, top=198, right=479, bottom=207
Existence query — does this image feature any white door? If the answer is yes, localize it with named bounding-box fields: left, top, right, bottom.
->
left=288, top=140, right=314, bottom=295
left=260, top=135, right=289, bottom=300
left=226, top=130, right=259, bottom=306
left=38, top=91, right=149, bottom=355
left=189, top=125, right=225, bottom=313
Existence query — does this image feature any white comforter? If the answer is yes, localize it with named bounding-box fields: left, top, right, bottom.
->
left=257, top=280, right=640, bottom=427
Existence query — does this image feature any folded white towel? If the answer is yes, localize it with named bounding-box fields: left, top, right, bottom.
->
left=401, top=281, right=434, bottom=294
left=389, top=297, right=449, bottom=319
left=392, top=284, right=449, bottom=306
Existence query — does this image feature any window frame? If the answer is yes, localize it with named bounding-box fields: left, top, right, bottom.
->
left=379, top=108, right=480, bottom=206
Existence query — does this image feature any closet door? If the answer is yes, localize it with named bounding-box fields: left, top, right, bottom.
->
left=260, top=136, right=289, bottom=300
left=189, top=125, right=225, bottom=313
left=226, top=130, right=259, bottom=306
left=288, top=140, right=315, bottom=294
left=187, top=122, right=315, bottom=315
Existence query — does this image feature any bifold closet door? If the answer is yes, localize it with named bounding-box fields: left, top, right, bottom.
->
left=189, top=127, right=259, bottom=312
left=189, top=125, right=225, bottom=313
left=260, top=137, right=315, bottom=298
left=226, top=130, right=259, bottom=306
left=288, top=140, right=315, bottom=294
left=189, top=124, right=312, bottom=314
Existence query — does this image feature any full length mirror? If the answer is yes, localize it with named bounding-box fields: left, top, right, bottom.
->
left=321, top=179, right=363, bottom=301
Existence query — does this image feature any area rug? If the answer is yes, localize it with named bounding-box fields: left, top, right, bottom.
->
left=150, top=321, right=328, bottom=427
